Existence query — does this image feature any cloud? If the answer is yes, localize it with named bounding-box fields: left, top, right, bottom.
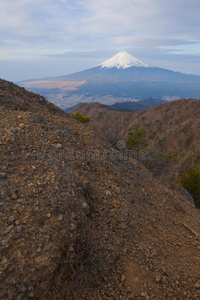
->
left=0, top=0, right=200, bottom=79
left=0, top=0, right=199, bottom=52
left=0, top=0, right=200, bottom=47
left=0, top=0, right=84, bottom=42
left=112, top=36, right=199, bottom=48
left=81, top=0, right=200, bottom=47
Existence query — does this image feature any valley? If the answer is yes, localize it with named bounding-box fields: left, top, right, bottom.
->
left=72, top=98, right=200, bottom=206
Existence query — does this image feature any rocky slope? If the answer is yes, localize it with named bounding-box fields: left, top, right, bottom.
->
left=0, top=79, right=200, bottom=299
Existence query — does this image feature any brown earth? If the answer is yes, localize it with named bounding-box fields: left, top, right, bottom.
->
left=21, top=80, right=85, bottom=91
left=0, top=79, right=200, bottom=299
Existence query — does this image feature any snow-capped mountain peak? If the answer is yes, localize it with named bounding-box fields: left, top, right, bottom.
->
left=99, top=51, right=151, bottom=69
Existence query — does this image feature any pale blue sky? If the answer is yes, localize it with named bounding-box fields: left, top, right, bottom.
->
left=0, top=0, right=199, bottom=81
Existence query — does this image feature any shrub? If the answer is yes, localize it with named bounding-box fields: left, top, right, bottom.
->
left=145, top=151, right=178, bottom=177
left=72, top=112, right=90, bottom=124
left=158, top=152, right=178, bottom=161
left=58, top=227, right=117, bottom=289
left=179, top=163, right=200, bottom=208
left=185, top=135, right=193, bottom=148
left=126, top=127, right=148, bottom=151
left=156, top=137, right=167, bottom=151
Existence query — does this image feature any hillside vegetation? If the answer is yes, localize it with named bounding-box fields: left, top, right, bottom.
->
left=72, top=99, right=200, bottom=204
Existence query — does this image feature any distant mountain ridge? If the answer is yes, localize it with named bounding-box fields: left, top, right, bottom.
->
left=66, top=97, right=167, bottom=112
left=20, top=51, right=200, bottom=109
left=107, top=97, right=167, bottom=111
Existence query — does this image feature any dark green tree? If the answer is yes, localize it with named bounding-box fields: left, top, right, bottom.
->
left=126, top=127, right=148, bottom=151
left=179, top=163, right=200, bottom=208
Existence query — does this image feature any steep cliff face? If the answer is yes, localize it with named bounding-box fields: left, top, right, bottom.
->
left=0, top=79, right=200, bottom=299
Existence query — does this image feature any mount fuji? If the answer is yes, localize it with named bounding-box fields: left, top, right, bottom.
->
left=98, top=51, right=151, bottom=69
left=20, top=51, right=200, bottom=109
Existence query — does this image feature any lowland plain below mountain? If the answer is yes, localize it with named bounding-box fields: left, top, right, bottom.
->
left=20, top=51, right=200, bottom=109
